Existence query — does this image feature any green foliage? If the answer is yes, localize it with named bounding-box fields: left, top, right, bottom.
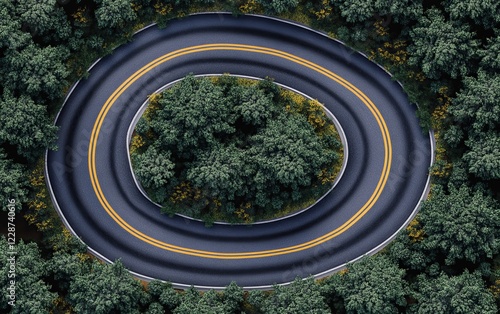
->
left=408, top=8, right=479, bottom=80
left=419, top=184, right=500, bottom=265
left=133, top=75, right=341, bottom=222
left=258, top=0, right=299, bottom=15
left=95, top=0, right=138, bottom=29
left=463, top=131, right=500, bottom=180
left=174, top=283, right=243, bottom=314
left=48, top=250, right=91, bottom=293
left=331, top=0, right=375, bottom=23
left=250, top=277, right=330, bottom=314
left=388, top=231, right=433, bottom=272
left=15, top=0, right=72, bottom=42
left=148, top=280, right=181, bottom=310
left=133, top=145, right=175, bottom=189
left=68, top=260, right=146, bottom=314
left=0, top=149, right=27, bottom=212
left=0, top=44, right=70, bottom=100
left=445, top=71, right=500, bottom=180
left=0, top=91, right=58, bottom=161
left=444, top=0, right=500, bottom=29
left=321, top=255, right=408, bottom=314
left=480, top=30, right=500, bottom=72
left=409, top=271, right=497, bottom=313
left=374, top=0, right=423, bottom=25
left=0, top=0, right=31, bottom=50
left=0, top=238, right=57, bottom=314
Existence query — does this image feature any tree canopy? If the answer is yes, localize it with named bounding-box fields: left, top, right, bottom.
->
left=68, top=260, right=146, bottom=314
left=250, top=277, right=330, bottom=314
left=408, top=8, right=479, bottom=80
left=419, top=184, right=500, bottom=265
left=321, top=255, right=408, bottom=314
left=410, top=271, right=497, bottom=314
left=132, top=75, right=341, bottom=222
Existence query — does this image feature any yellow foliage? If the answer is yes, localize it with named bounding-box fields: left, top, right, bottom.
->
left=429, top=86, right=452, bottom=179
left=143, top=94, right=161, bottom=121
left=36, top=219, right=53, bottom=232
left=236, top=77, right=259, bottom=87
left=374, top=20, right=389, bottom=37
left=311, top=0, right=332, bottom=20
left=76, top=252, right=91, bottom=263
left=212, top=198, right=222, bottom=208
left=72, top=7, right=88, bottom=24
left=318, top=167, right=337, bottom=185
left=406, top=219, right=425, bottom=242
left=407, top=70, right=426, bottom=82
left=239, top=0, right=262, bottom=14
left=490, top=279, right=500, bottom=298
left=307, top=99, right=328, bottom=130
left=338, top=268, right=349, bottom=276
left=170, top=182, right=202, bottom=204
left=130, top=134, right=145, bottom=154
left=52, top=295, right=73, bottom=314
left=235, top=205, right=252, bottom=223
left=148, top=93, right=162, bottom=106
left=154, top=1, right=172, bottom=16
left=375, top=40, right=408, bottom=66
left=131, top=2, right=142, bottom=12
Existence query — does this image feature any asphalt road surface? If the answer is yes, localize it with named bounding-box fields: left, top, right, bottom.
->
left=46, top=13, right=433, bottom=289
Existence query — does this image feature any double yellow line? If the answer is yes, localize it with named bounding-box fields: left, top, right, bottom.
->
left=88, top=44, right=392, bottom=259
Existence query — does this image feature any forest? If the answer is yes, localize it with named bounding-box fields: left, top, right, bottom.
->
left=131, top=75, right=342, bottom=223
left=0, top=0, right=499, bottom=313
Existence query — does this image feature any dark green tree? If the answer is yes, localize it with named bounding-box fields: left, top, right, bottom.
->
left=409, top=271, right=497, bottom=313
left=0, top=238, right=57, bottom=314
left=95, top=0, right=137, bottom=29
left=463, top=131, right=500, bottom=180
left=374, top=0, right=423, bottom=24
left=0, top=0, right=31, bottom=51
left=68, top=260, right=146, bottom=314
left=419, top=184, right=500, bottom=265
left=445, top=71, right=500, bottom=180
left=0, top=91, right=58, bottom=160
left=321, top=255, right=408, bottom=314
left=0, top=44, right=70, bottom=100
left=0, top=149, right=27, bottom=212
left=15, top=0, right=72, bottom=42
left=148, top=280, right=181, bottom=311
left=171, top=282, right=242, bottom=313
left=133, top=145, right=175, bottom=190
left=408, top=8, right=479, bottom=80
left=258, top=0, right=299, bottom=14
left=174, top=288, right=223, bottom=314
left=48, top=250, right=91, bottom=293
left=479, top=30, right=500, bottom=72
left=145, top=302, right=165, bottom=314
left=388, top=231, right=433, bottom=272
left=323, top=0, right=423, bottom=25
left=249, top=277, right=330, bottom=314
left=149, top=76, right=235, bottom=155
left=444, top=0, right=500, bottom=29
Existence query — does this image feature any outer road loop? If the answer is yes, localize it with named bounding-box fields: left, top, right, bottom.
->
left=46, top=13, right=433, bottom=288
left=89, top=43, right=392, bottom=259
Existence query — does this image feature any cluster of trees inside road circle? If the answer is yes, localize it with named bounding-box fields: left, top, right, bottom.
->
left=1, top=0, right=499, bottom=313
left=131, top=75, right=341, bottom=223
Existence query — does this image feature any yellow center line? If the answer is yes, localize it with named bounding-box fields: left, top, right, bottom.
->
left=88, top=44, right=392, bottom=259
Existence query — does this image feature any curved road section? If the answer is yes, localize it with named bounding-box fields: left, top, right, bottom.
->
left=46, top=14, right=432, bottom=289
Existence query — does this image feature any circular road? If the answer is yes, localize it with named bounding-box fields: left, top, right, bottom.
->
left=46, top=13, right=433, bottom=289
